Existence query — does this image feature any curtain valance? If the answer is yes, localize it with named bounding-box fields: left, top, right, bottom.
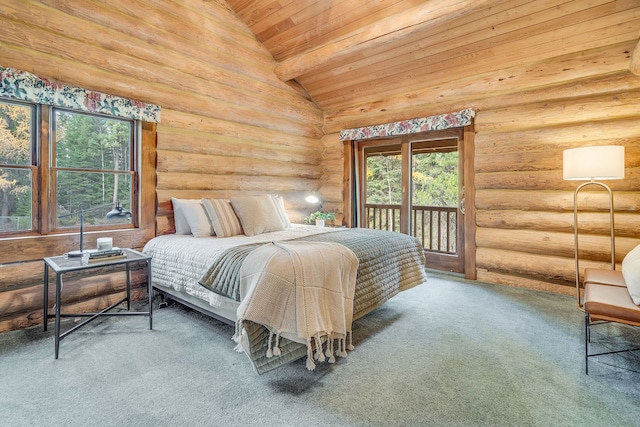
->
left=339, top=108, right=474, bottom=141
left=0, top=65, right=161, bottom=123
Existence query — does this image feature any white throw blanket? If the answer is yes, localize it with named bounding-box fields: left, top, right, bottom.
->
left=233, top=241, right=359, bottom=370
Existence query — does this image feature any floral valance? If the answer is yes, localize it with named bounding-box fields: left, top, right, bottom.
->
left=339, top=108, right=474, bottom=141
left=0, top=65, right=161, bottom=123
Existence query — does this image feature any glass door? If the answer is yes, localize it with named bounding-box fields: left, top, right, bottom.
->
left=359, top=129, right=465, bottom=273
left=410, top=136, right=464, bottom=272
left=362, top=140, right=404, bottom=234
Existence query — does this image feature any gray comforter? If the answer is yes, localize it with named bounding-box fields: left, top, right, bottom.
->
left=200, top=228, right=427, bottom=374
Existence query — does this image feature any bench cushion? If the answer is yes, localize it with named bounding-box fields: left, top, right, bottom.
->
left=584, top=268, right=627, bottom=287
left=584, top=282, right=640, bottom=327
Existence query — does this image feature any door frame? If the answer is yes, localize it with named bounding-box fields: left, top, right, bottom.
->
left=343, top=124, right=476, bottom=279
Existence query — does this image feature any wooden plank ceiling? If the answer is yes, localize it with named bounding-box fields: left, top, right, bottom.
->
left=226, top=0, right=640, bottom=116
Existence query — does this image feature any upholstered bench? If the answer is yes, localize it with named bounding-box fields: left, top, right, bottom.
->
left=582, top=260, right=640, bottom=374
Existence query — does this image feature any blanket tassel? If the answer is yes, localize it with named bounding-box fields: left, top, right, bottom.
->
left=347, top=330, right=354, bottom=351
left=272, top=332, right=281, bottom=357
left=306, top=339, right=316, bottom=371
left=232, top=320, right=245, bottom=353
left=335, top=337, right=347, bottom=358
left=266, top=331, right=273, bottom=358
left=327, top=338, right=335, bottom=364
left=314, top=334, right=326, bottom=362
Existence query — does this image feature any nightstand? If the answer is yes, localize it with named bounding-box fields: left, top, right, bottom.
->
left=43, top=248, right=152, bottom=359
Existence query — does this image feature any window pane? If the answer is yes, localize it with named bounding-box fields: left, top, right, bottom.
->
left=0, top=101, right=33, bottom=166
left=56, top=171, right=132, bottom=228
left=55, top=110, right=131, bottom=171
left=0, top=99, right=34, bottom=234
left=0, top=168, right=32, bottom=232
left=411, top=151, right=458, bottom=207
left=365, top=154, right=402, bottom=204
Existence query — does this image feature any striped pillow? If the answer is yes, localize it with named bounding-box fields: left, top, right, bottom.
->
left=201, top=199, right=244, bottom=237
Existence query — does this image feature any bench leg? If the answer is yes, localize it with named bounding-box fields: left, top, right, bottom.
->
left=585, top=312, right=590, bottom=375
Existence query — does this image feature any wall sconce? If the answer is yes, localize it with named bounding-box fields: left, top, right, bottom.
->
left=563, top=145, right=625, bottom=309
left=305, top=193, right=320, bottom=204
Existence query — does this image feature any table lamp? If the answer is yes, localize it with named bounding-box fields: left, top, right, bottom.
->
left=59, top=201, right=131, bottom=257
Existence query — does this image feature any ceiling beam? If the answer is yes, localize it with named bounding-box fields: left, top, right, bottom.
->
left=274, top=0, right=495, bottom=82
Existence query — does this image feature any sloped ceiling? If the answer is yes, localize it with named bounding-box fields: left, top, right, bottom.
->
left=227, top=0, right=640, bottom=127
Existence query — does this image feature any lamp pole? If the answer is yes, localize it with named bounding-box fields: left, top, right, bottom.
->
left=572, top=180, right=616, bottom=310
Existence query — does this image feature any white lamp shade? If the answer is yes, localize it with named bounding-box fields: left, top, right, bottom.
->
left=563, top=146, right=624, bottom=180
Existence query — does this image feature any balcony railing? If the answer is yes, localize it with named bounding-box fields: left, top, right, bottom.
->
left=364, top=204, right=457, bottom=254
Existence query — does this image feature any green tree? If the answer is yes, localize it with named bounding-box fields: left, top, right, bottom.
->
left=0, top=102, right=32, bottom=229
left=0, top=103, right=133, bottom=232
left=365, top=151, right=458, bottom=208
left=55, top=111, right=131, bottom=225
left=412, top=151, right=458, bottom=207
left=366, top=154, right=402, bottom=204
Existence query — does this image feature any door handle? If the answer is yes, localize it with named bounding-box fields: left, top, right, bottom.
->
left=459, top=186, right=465, bottom=215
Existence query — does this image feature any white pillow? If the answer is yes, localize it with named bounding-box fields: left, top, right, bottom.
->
left=171, top=198, right=202, bottom=235
left=622, top=244, right=640, bottom=305
left=230, top=195, right=286, bottom=236
left=271, top=195, right=291, bottom=228
left=181, top=201, right=214, bottom=238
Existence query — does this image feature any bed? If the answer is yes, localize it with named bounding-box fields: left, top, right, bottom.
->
left=143, top=195, right=427, bottom=374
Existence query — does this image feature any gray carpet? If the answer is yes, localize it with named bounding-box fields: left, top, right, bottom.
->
left=2, top=272, right=639, bottom=427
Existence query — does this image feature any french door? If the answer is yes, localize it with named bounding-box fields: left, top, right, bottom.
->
left=355, top=128, right=467, bottom=273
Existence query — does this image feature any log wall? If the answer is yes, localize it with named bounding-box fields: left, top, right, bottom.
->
left=323, top=52, right=640, bottom=295
left=473, top=73, right=640, bottom=294
left=0, top=0, right=324, bottom=333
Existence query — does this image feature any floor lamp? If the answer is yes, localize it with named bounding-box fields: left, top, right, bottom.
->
left=563, top=146, right=625, bottom=310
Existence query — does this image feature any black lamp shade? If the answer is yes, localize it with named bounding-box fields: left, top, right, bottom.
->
left=106, top=201, right=131, bottom=219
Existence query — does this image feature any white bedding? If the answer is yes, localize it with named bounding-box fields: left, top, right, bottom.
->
left=142, top=224, right=344, bottom=319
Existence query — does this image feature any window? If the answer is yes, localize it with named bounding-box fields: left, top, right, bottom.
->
left=52, top=109, right=135, bottom=230
left=0, top=99, right=36, bottom=233
left=0, top=97, right=137, bottom=236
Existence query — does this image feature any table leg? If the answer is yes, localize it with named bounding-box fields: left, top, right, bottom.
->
left=126, top=262, right=131, bottom=311
left=43, top=263, right=49, bottom=332
left=55, top=274, right=62, bottom=359
left=148, top=259, right=153, bottom=330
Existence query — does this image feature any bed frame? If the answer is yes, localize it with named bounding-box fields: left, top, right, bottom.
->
left=154, top=284, right=236, bottom=326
